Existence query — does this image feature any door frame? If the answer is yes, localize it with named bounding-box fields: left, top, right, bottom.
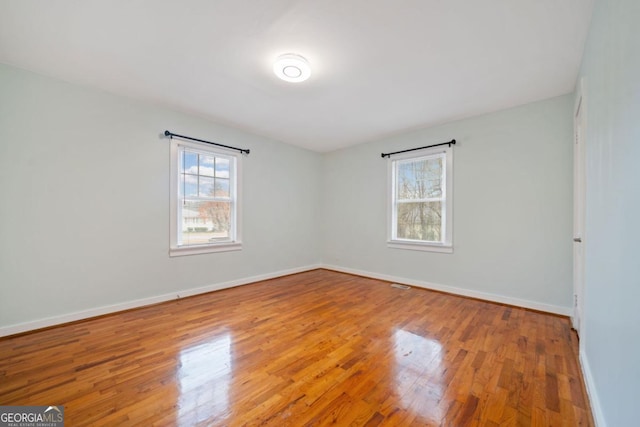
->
left=572, top=78, right=587, bottom=336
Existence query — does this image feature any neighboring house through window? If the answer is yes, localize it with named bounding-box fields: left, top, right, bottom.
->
left=388, top=145, right=453, bottom=253
left=170, top=138, right=242, bottom=256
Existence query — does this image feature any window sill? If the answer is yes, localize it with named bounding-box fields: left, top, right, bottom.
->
left=170, top=242, right=242, bottom=257
left=387, top=240, right=453, bottom=254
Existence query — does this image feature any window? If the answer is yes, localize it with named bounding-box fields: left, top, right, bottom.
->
left=388, top=146, right=453, bottom=253
left=170, top=139, right=242, bottom=256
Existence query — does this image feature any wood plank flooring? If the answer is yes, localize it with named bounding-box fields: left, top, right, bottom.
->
left=0, top=269, right=593, bottom=426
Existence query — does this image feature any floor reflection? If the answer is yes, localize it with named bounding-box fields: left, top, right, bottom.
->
left=393, top=329, right=444, bottom=423
left=177, top=331, right=233, bottom=425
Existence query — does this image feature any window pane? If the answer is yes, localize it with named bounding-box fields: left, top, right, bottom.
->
left=215, top=158, right=230, bottom=178
left=397, top=157, right=443, bottom=200
left=396, top=201, right=442, bottom=242
left=180, top=200, right=231, bottom=245
left=183, top=151, right=198, bottom=174
left=199, top=176, right=214, bottom=197
left=215, top=178, right=230, bottom=198
left=180, top=174, right=198, bottom=197
left=199, top=155, right=215, bottom=177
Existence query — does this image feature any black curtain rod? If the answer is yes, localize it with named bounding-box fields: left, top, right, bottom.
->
left=164, top=130, right=250, bottom=155
left=381, top=139, right=456, bottom=158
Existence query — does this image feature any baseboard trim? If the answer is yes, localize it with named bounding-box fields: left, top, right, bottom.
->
left=321, top=264, right=573, bottom=316
left=0, top=264, right=322, bottom=338
left=579, top=350, right=606, bottom=427
left=1, top=263, right=573, bottom=336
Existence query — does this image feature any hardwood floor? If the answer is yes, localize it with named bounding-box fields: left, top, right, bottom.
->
left=0, top=269, right=592, bottom=426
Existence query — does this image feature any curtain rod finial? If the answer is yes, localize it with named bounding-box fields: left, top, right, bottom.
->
left=164, top=130, right=171, bottom=137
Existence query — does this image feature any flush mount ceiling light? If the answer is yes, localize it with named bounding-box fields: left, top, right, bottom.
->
left=273, top=53, right=311, bottom=83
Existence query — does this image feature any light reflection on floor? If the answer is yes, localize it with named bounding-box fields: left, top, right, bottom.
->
left=177, top=332, right=233, bottom=425
left=393, top=329, right=444, bottom=423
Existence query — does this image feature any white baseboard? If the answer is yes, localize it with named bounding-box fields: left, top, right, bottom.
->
left=0, top=264, right=322, bottom=338
left=579, top=350, right=606, bottom=427
left=321, top=264, right=573, bottom=316
left=1, top=263, right=573, bottom=336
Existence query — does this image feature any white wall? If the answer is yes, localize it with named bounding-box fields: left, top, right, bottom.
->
left=577, top=0, right=640, bottom=425
left=0, top=64, right=322, bottom=333
left=321, top=95, right=574, bottom=313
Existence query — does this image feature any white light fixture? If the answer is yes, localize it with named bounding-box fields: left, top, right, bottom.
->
left=273, top=53, right=311, bottom=83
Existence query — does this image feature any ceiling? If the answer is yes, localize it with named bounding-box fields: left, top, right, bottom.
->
left=0, top=0, right=593, bottom=152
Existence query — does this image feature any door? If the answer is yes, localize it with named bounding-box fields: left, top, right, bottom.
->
left=572, top=86, right=586, bottom=335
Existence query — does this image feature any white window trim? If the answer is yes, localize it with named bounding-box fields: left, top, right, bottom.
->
left=387, top=145, right=453, bottom=253
left=169, top=138, right=242, bottom=257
